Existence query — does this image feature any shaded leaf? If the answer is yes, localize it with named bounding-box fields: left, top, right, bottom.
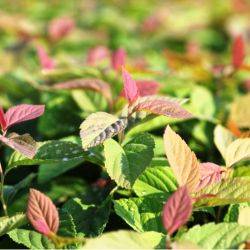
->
left=80, top=112, right=127, bottom=150
left=163, top=186, right=192, bottom=236
left=164, top=126, right=200, bottom=193
left=27, top=189, right=59, bottom=235
left=225, top=138, right=250, bottom=167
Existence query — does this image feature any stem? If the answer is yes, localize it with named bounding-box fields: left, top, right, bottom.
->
left=0, top=171, right=8, bottom=216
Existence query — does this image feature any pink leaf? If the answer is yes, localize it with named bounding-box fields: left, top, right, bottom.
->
left=36, top=46, right=55, bottom=70
left=122, top=67, right=139, bottom=104
left=111, top=48, right=126, bottom=71
left=163, top=186, right=192, bottom=236
left=232, top=35, right=245, bottom=69
left=120, top=80, right=160, bottom=98
left=5, top=104, right=45, bottom=130
left=48, top=17, right=75, bottom=42
left=0, top=133, right=37, bottom=158
left=0, top=107, right=6, bottom=131
left=196, top=162, right=224, bottom=191
left=27, top=189, right=59, bottom=235
left=130, top=95, right=193, bottom=118
left=52, top=78, right=112, bottom=104
left=86, top=46, right=110, bottom=66
left=32, top=219, right=51, bottom=236
left=136, top=80, right=160, bottom=96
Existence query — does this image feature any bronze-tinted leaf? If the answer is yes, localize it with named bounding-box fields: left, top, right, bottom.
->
left=0, top=133, right=37, bottom=158
left=130, top=95, right=192, bottom=119
left=27, top=189, right=59, bottom=236
left=80, top=112, right=127, bottom=150
left=164, top=126, right=200, bottom=193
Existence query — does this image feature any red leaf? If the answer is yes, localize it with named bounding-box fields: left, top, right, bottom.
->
left=0, top=107, right=6, bottom=131
left=86, top=46, right=110, bottom=66
left=52, top=78, right=112, bottom=104
left=232, top=35, right=245, bottom=69
left=122, top=67, right=139, bottom=104
left=36, top=46, right=55, bottom=70
left=162, top=186, right=192, bottom=236
left=196, top=162, right=224, bottom=191
left=48, top=17, right=75, bottom=42
left=130, top=95, right=193, bottom=118
left=111, top=48, right=126, bottom=71
left=27, top=189, right=59, bottom=236
left=4, top=104, right=45, bottom=130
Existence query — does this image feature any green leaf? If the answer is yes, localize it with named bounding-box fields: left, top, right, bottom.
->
left=194, top=177, right=250, bottom=207
left=224, top=202, right=250, bottom=222
left=214, top=125, right=235, bottom=160
left=61, top=197, right=111, bottom=237
left=83, top=230, right=166, bottom=249
left=38, top=158, right=84, bottom=183
left=6, top=140, right=84, bottom=173
left=189, top=86, right=215, bottom=120
left=225, top=138, right=250, bottom=167
left=133, top=166, right=177, bottom=197
left=0, top=214, right=27, bottom=237
left=104, top=133, right=154, bottom=189
left=8, top=229, right=55, bottom=249
left=179, top=222, right=250, bottom=249
left=233, top=166, right=250, bottom=177
left=114, top=197, right=165, bottom=233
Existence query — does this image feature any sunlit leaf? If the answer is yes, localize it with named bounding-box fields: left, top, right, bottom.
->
left=214, top=125, right=235, bottom=160
left=164, top=126, right=200, bottom=192
left=80, top=112, right=127, bottom=150
left=225, top=138, right=250, bottom=167
left=238, top=207, right=250, bottom=226
left=232, top=34, right=245, bottom=69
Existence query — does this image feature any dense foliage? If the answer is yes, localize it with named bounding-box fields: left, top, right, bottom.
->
left=0, top=0, right=250, bottom=249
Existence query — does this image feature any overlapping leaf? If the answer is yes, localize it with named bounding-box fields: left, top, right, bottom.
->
left=0, top=133, right=37, bottom=158
left=164, top=126, right=200, bottom=193
left=179, top=222, right=250, bottom=249
left=162, top=186, right=192, bottom=236
left=194, top=177, right=250, bottom=207
left=225, top=138, right=250, bottom=166
left=27, top=189, right=59, bottom=236
left=214, top=125, right=235, bottom=159
left=80, top=112, right=127, bottom=150
left=104, top=133, right=154, bottom=189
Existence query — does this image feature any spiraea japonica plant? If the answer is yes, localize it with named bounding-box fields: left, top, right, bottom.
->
left=1, top=1, right=250, bottom=249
